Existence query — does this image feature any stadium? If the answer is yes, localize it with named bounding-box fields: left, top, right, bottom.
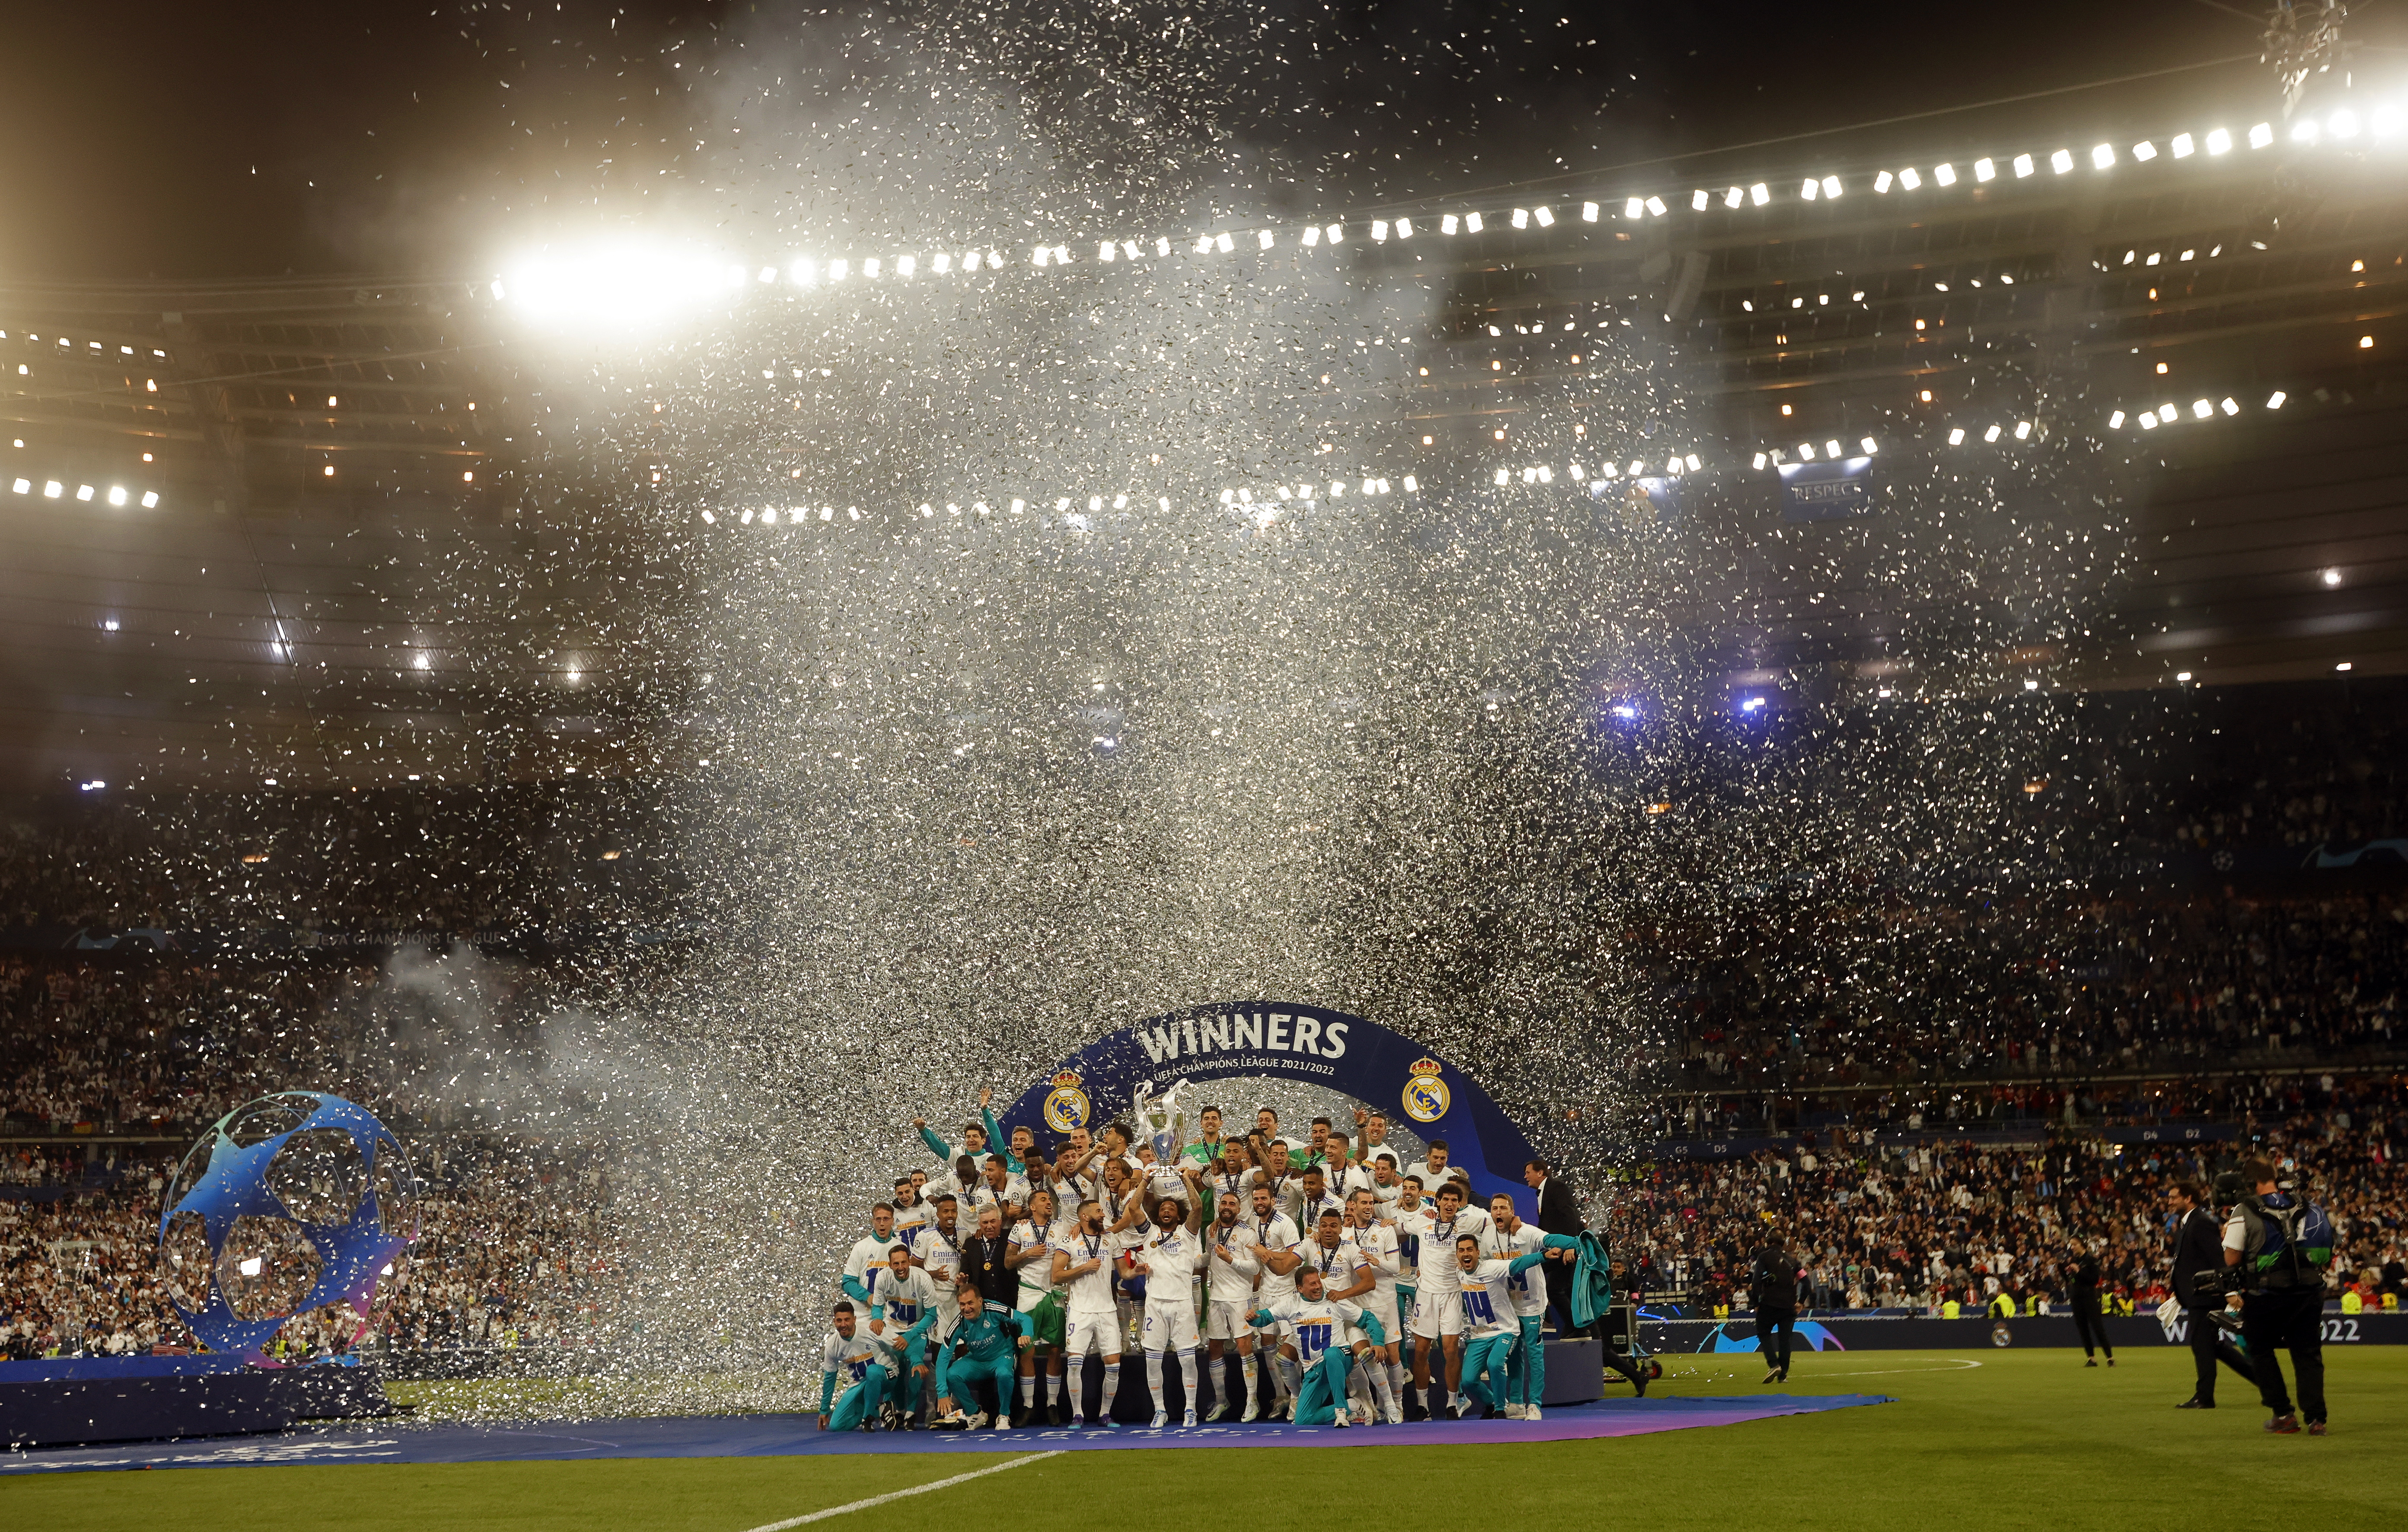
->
left=4, top=1, right=2407, bottom=1526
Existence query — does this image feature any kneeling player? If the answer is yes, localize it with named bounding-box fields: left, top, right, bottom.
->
left=1245, top=1266, right=1388, bottom=1429
left=930, top=1274, right=1033, bottom=1430
left=819, top=1299, right=931, bottom=1432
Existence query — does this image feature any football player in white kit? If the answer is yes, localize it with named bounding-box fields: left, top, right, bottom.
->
left=1201, top=1189, right=1265, bottom=1421
left=1405, top=1181, right=1491, bottom=1414
left=1050, top=1198, right=1126, bottom=1428
left=1006, top=1187, right=1072, bottom=1423
left=1488, top=1192, right=1553, bottom=1419
left=1128, top=1178, right=1207, bottom=1427
left=1242, top=1183, right=1304, bottom=1418
left=1344, top=1187, right=1408, bottom=1423
left=840, top=1203, right=901, bottom=1311
left=910, top=1194, right=965, bottom=1332
left=867, top=1237, right=940, bottom=1424
left=1449, top=1229, right=1577, bottom=1419
left=1244, top=1265, right=1389, bottom=1429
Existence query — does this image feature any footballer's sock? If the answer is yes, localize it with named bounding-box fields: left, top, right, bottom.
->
left=1099, top=1360, right=1120, bottom=1417
left=1017, top=1375, right=1034, bottom=1413
left=1366, top=1363, right=1396, bottom=1418
left=1386, top=1361, right=1407, bottom=1407
left=1172, top=1347, right=1194, bottom=1406
left=1144, top=1350, right=1166, bottom=1409
left=1274, top=1354, right=1303, bottom=1402
left=1239, top=1352, right=1260, bottom=1403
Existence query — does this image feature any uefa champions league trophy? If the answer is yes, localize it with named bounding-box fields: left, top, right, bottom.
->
left=1132, top=1076, right=1193, bottom=1200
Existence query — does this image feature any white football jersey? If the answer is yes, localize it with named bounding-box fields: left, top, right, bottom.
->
left=1292, top=1237, right=1365, bottom=1300
left=873, top=1267, right=939, bottom=1334
left=1390, top=1201, right=1429, bottom=1284
left=1245, top=1212, right=1303, bottom=1302
left=1262, top=1293, right=1369, bottom=1365
left=1052, top=1227, right=1119, bottom=1314
left=1458, top=1257, right=1525, bottom=1340
left=1345, top=1221, right=1401, bottom=1306
left=1203, top=1221, right=1263, bottom=1302
left=910, top=1224, right=964, bottom=1289
left=1137, top=1226, right=1204, bottom=1303
left=843, top=1233, right=899, bottom=1302
left=889, top=1197, right=936, bottom=1243
left=1495, top=1222, right=1549, bottom=1316
left=820, top=1328, right=896, bottom=1386
left=1410, top=1209, right=1490, bottom=1294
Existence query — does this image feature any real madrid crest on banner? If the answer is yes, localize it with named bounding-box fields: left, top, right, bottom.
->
left=1042, top=1070, right=1091, bottom=1133
left=1401, top=1057, right=1450, bottom=1124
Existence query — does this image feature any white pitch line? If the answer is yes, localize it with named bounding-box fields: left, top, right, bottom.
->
left=739, top=1450, right=1064, bottom=1532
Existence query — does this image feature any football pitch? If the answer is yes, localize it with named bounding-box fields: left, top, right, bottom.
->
left=10, top=1348, right=2405, bottom=1531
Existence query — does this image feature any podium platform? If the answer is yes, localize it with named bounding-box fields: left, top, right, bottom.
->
left=0, top=1354, right=394, bottom=1450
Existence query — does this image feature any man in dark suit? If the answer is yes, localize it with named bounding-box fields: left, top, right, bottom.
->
left=2166, top=1181, right=2254, bottom=1408
left=1523, top=1158, right=1585, bottom=1337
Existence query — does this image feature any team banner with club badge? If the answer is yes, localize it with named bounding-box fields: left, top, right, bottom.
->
left=998, top=1002, right=1547, bottom=1220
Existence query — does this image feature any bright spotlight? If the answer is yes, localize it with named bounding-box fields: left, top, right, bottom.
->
left=2092, top=143, right=2115, bottom=169
left=1933, top=163, right=1957, bottom=186
left=1749, top=182, right=1771, bottom=205
left=2331, top=108, right=2360, bottom=139
left=2211, top=127, right=2237, bottom=154
left=499, top=239, right=759, bottom=332
left=1899, top=167, right=1922, bottom=190
left=2049, top=148, right=2074, bottom=173
left=1624, top=197, right=1645, bottom=218
left=2133, top=140, right=2157, bottom=160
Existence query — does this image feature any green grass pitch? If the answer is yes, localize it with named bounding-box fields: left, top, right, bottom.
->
left=10, top=1347, right=2405, bottom=1531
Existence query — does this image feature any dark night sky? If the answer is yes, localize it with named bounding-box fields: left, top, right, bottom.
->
left=0, top=0, right=2392, bottom=282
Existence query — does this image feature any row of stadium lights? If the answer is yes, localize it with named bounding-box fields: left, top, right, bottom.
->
left=9, top=475, right=159, bottom=508
left=499, top=105, right=2392, bottom=311
left=696, top=374, right=2333, bottom=530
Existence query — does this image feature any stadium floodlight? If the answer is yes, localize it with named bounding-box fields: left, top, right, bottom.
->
left=2191, top=399, right=2214, bottom=418
left=2291, top=118, right=2320, bottom=145
left=1403, top=475, right=1418, bottom=491
left=489, top=278, right=507, bottom=300
left=1323, top=224, right=1342, bottom=243
left=1493, top=468, right=1510, bottom=485
left=1154, top=237, right=1171, bottom=256
left=2221, top=397, right=2240, bottom=415
left=1900, top=167, right=1922, bottom=190
left=962, top=250, right=982, bottom=271
left=1512, top=207, right=1530, bottom=229
left=2013, top=421, right=2032, bottom=440
left=2212, top=127, right=2237, bottom=153
left=1947, top=427, right=1965, bottom=445
left=1646, top=195, right=1668, bottom=216
left=2140, top=412, right=2159, bottom=429
left=829, top=258, right=850, bottom=280
left=1694, top=188, right=1712, bottom=209
left=1800, top=177, right=1819, bottom=200
left=2331, top=108, right=2360, bottom=139
left=42, top=481, right=61, bottom=498
left=2267, top=390, right=2287, bottom=409
left=2133, top=140, right=2158, bottom=161
left=1685, top=453, right=1701, bottom=471
left=1979, top=157, right=1999, bottom=181
left=1821, top=176, right=1842, bottom=199
left=107, top=486, right=127, bottom=506
left=1753, top=452, right=1768, bottom=469
left=1750, top=182, right=1771, bottom=205
left=2160, top=400, right=2177, bottom=420
left=1860, top=437, right=1878, bottom=454
left=896, top=255, right=917, bottom=277
left=2170, top=133, right=2196, bottom=159
left=756, top=265, right=777, bottom=284
left=863, top=257, right=882, bottom=277
left=1099, top=241, right=1118, bottom=262
left=1876, top=170, right=1894, bottom=192
left=1624, top=197, right=1645, bottom=218
left=2109, top=410, right=2126, bottom=428
left=1724, top=186, right=1744, bottom=207
left=1580, top=202, right=1599, bottom=221
left=1821, top=440, right=1840, bottom=460
left=141, top=491, right=159, bottom=507
left=2092, top=143, right=2115, bottom=169
left=1983, top=424, right=2002, bottom=442
left=1371, top=220, right=1389, bottom=242
left=2050, top=148, right=2074, bottom=173
left=1397, top=217, right=1415, bottom=238
left=9, top=479, right=25, bottom=494
left=1303, top=225, right=1322, bottom=247
left=1628, top=459, right=1645, bottom=475
left=1798, top=442, right=1817, bottom=460
left=1933, top=163, right=1957, bottom=186
left=1443, top=214, right=1460, bottom=234
left=1465, top=212, right=1484, bottom=233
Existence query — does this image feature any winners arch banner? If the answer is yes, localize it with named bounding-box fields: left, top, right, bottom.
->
left=997, top=1002, right=1546, bottom=1220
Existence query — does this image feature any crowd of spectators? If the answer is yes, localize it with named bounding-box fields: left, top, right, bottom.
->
left=1650, top=890, right=2408, bottom=1092
left=1, top=1139, right=628, bottom=1362
left=1610, top=1076, right=2407, bottom=1318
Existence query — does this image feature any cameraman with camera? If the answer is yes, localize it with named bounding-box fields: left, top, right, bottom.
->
left=2222, top=1157, right=2338, bottom=1435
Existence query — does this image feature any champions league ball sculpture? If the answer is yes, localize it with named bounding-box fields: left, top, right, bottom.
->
left=156, top=1092, right=418, bottom=1358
